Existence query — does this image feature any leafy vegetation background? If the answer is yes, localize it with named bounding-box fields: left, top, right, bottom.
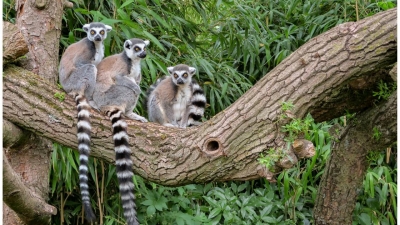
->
left=3, top=0, right=397, bottom=224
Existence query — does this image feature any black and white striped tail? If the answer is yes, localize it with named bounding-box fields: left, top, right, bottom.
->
left=108, top=109, right=138, bottom=225
left=188, top=81, right=206, bottom=126
left=76, top=94, right=96, bottom=222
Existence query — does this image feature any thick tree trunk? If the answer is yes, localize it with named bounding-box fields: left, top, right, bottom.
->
left=15, top=0, right=63, bottom=82
left=3, top=0, right=65, bottom=224
left=313, top=91, right=396, bottom=225
left=3, top=8, right=396, bottom=189
left=3, top=121, right=57, bottom=224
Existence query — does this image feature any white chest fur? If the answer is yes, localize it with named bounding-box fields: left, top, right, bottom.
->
left=173, top=86, right=192, bottom=121
left=92, top=42, right=104, bottom=66
left=129, top=60, right=142, bottom=83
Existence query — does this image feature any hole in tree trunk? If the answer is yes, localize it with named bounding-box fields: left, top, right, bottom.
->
left=206, top=140, right=219, bottom=152
left=203, top=138, right=224, bottom=157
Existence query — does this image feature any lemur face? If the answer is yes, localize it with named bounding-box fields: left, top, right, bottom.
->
left=83, top=22, right=112, bottom=42
left=168, top=64, right=196, bottom=86
left=124, top=38, right=150, bottom=59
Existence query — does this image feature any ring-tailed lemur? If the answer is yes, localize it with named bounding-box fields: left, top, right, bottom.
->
left=92, top=38, right=149, bottom=225
left=146, top=64, right=206, bottom=128
left=58, top=22, right=112, bottom=223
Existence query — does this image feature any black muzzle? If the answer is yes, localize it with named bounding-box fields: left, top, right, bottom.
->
left=177, top=79, right=184, bottom=85
left=138, top=52, right=147, bottom=58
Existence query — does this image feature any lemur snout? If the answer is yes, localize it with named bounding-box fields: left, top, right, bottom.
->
left=139, top=52, right=147, bottom=58
left=177, top=78, right=184, bottom=84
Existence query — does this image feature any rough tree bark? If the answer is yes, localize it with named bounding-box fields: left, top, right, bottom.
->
left=3, top=121, right=57, bottom=225
left=2, top=0, right=71, bottom=224
left=313, top=91, right=396, bottom=225
left=312, top=9, right=397, bottom=224
left=15, top=0, right=64, bottom=82
left=3, top=21, right=29, bottom=64
left=2, top=7, right=396, bottom=224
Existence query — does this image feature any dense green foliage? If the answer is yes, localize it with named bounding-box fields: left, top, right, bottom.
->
left=3, top=0, right=397, bottom=224
left=50, top=115, right=331, bottom=225
left=49, top=116, right=396, bottom=225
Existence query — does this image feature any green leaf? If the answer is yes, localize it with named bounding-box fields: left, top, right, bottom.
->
left=142, top=30, right=166, bottom=52
left=203, top=196, right=219, bottom=208
left=284, top=172, right=289, bottom=200
left=66, top=151, right=78, bottom=173
left=295, top=187, right=303, bottom=203
left=389, top=184, right=397, bottom=212
left=357, top=213, right=371, bottom=225
left=100, top=18, right=122, bottom=26
left=119, top=0, right=135, bottom=9
left=231, top=182, right=237, bottom=193
left=176, top=217, right=185, bottom=225
left=262, top=216, right=278, bottom=223
left=146, top=205, right=156, bottom=216
left=208, top=208, right=222, bottom=219
left=212, top=189, right=227, bottom=200
left=260, top=204, right=273, bottom=216
left=369, top=173, right=375, bottom=198
left=141, top=199, right=154, bottom=206
left=238, top=183, right=247, bottom=193
left=116, top=9, right=130, bottom=21
left=377, top=2, right=396, bottom=10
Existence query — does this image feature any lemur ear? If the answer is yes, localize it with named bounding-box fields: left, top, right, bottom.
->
left=144, top=40, right=150, bottom=46
left=189, top=67, right=196, bottom=75
left=167, top=67, right=174, bottom=74
left=83, top=24, right=90, bottom=32
left=105, top=25, right=112, bottom=32
left=124, top=40, right=132, bottom=49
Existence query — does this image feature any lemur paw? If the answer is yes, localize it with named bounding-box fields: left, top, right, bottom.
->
left=126, top=113, right=148, bottom=123
left=88, top=101, right=100, bottom=111
left=136, top=117, right=148, bottom=123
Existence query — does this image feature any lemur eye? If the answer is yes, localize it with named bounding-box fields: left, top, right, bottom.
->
left=173, top=73, right=178, bottom=78
left=90, top=30, right=95, bottom=35
left=183, top=73, right=188, bottom=78
left=100, top=30, right=105, bottom=35
left=134, top=47, right=141, bottom=52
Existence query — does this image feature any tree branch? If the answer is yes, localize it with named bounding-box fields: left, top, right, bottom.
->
left=389, top=62, right=397, bottom=82
left=3, top=120, right=27, bottom=148
left=3, top=150, right=57, bottom=224
left=3, top=9, right=397, bottom=186
left=3, top=120, right=58, bottom=224
left=3, top=21, right=29, bottom=63
left=4, top=1, right=65, bottom=224
left=314, top=91, right=396, bottom=225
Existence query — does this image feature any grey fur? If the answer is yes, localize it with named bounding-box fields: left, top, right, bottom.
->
left=58, top=22, right=112, bottom=223
left=93, top=38, right=149, bottom=121
left=92, top=38, right=150, bottom=225
left=59, top=22, right=112, bottom=104
left=146, top=64, right=206, bottom=128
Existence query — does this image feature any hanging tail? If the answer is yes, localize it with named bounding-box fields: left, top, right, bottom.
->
left=188, top=80, right=206, bottom=126
left=108, top=109, right=139, bottom=225
left=76, top=94, right=96, bottom=222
